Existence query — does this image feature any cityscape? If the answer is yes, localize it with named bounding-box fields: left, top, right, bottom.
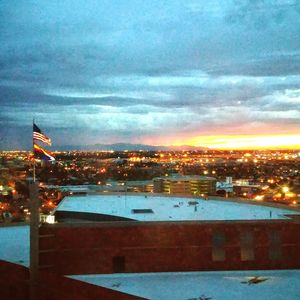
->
left=1, top=0, right=300, bottom=299
left=1, top=147, right=300, bottom=300
left=1, top=148, right=300, bottom=222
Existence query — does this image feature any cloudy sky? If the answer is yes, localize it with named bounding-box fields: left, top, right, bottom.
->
left=1, top=0, right=300, bottom=149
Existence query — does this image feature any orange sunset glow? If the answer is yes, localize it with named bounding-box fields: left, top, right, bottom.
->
left=179, top=135, right=300, bottom=150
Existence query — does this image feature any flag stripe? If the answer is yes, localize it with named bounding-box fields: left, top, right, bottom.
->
left=33, top=132, right=51, bottom=145
left=33, top=123, right=51, bottom=146
left=33, top=143, right=55, bottom=161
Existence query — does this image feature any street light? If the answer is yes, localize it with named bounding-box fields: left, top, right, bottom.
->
left=282, top=186, right=289, bottom=193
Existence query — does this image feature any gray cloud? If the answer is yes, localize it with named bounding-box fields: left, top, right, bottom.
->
left=0, top=0, right=300, bottom=149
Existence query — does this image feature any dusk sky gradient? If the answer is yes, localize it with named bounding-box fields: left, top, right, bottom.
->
left=1, top=0, right=300, bottom=149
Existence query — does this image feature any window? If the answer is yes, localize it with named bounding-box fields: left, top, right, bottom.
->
left=240, top=230, right=254, bottom=261
left=112, top=256, right=125, bottom=273
left=269, top=230, right=281, bottom=260
left=212, top=231, right=225, bottom=261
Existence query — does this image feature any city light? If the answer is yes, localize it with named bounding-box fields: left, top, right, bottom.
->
left=1, top=148, right=300, bottom=222
left=282, top=186, right=289, bottom=193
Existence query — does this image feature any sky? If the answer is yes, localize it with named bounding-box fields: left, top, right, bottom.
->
left=0, top=0, right=300, bottom=150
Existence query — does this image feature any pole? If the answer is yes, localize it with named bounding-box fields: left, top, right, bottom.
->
left=32, top=119, right=36, bottom=183
left=124, top=181, right=127, bottom=210
left=33, top=162, right=36, bottom=183
left=29, top=181, right=39, bottom=300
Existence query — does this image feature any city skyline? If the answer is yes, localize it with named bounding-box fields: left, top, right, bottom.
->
left=1, top=0, right=300, bottom=150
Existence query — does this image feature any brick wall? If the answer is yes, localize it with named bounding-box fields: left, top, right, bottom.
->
left=0, top=260, right=29, bottom=300
left=0, top=260, right=144, bottom=300
left=39, top=220, right=300, bottom=275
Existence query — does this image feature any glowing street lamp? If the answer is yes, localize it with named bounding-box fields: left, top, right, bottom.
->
left=282, top=186, right=289, bottom=193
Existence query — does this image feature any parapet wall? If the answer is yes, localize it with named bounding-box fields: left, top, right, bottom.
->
left=39, top=219, right=300, bottom=275
left=0, top=260, right=29, bottom=300
left=0, top=260, right=144, bottom=300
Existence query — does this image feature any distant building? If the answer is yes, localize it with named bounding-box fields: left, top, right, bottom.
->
left=216, top=181, right=233, bottom=193
left=292, top=177, right=300, bottom=195
left=233, top=184, right=261, bottom=198
left=153, top=175, right=216, bottom=195
left=125, top=181, right=153, bottom=193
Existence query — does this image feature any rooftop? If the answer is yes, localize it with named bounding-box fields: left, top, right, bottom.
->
left=55, top=194, right=300, bottom=222
left=71, top=269, right=300, bottom=300
left=0, top=225, right=29, bottom=266
left=154, top=175, right=216, bottom=181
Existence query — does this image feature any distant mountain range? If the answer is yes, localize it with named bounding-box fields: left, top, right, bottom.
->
left=55, top=143, right=208, bottom=151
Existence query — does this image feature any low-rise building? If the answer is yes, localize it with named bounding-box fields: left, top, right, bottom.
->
left=153, top=175, right=216, bottom=195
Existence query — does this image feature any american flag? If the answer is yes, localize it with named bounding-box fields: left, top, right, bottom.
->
left=33, top=123, right=51, bottom=145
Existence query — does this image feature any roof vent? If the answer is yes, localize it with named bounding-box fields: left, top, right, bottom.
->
left=132, top=209, right=154, bottom=214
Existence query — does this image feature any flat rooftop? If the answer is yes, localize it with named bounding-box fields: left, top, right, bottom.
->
left=71, top=269, right=300, bottom=300
left=0, top=225, right=29, bottom=266
left=56, top=194, right=299, bottom=222
left=154, top=175, right=216, bottom=181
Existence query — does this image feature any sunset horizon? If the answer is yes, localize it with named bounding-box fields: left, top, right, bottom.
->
left=2, top=133, right=300, bottom=151
left=179, top=134, right=300, bottom=150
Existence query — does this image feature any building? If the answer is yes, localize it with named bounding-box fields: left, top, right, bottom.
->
left=216, top=177, right=234, bottom=194
left=54, top=194, right=299, bottom=223
left=153, top=175, right=216, bottom=195
left=233, top=184, right=261, bottom=198
left=2, top=194, right=300, bottom=299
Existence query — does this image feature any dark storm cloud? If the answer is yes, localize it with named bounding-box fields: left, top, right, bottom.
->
left=0, top=0, right=300, bottom=149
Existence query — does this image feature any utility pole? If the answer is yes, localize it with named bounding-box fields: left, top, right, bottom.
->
left=29, top=181, right=39, bottom=300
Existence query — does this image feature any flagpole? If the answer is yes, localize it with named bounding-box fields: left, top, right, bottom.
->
left=30, top=119, right=39, bottom=300
left=33, top=119, right=36, bottom=183
left=33, top=162, right=36, bottom=183
left=30, top=122, right=54, bottom=299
